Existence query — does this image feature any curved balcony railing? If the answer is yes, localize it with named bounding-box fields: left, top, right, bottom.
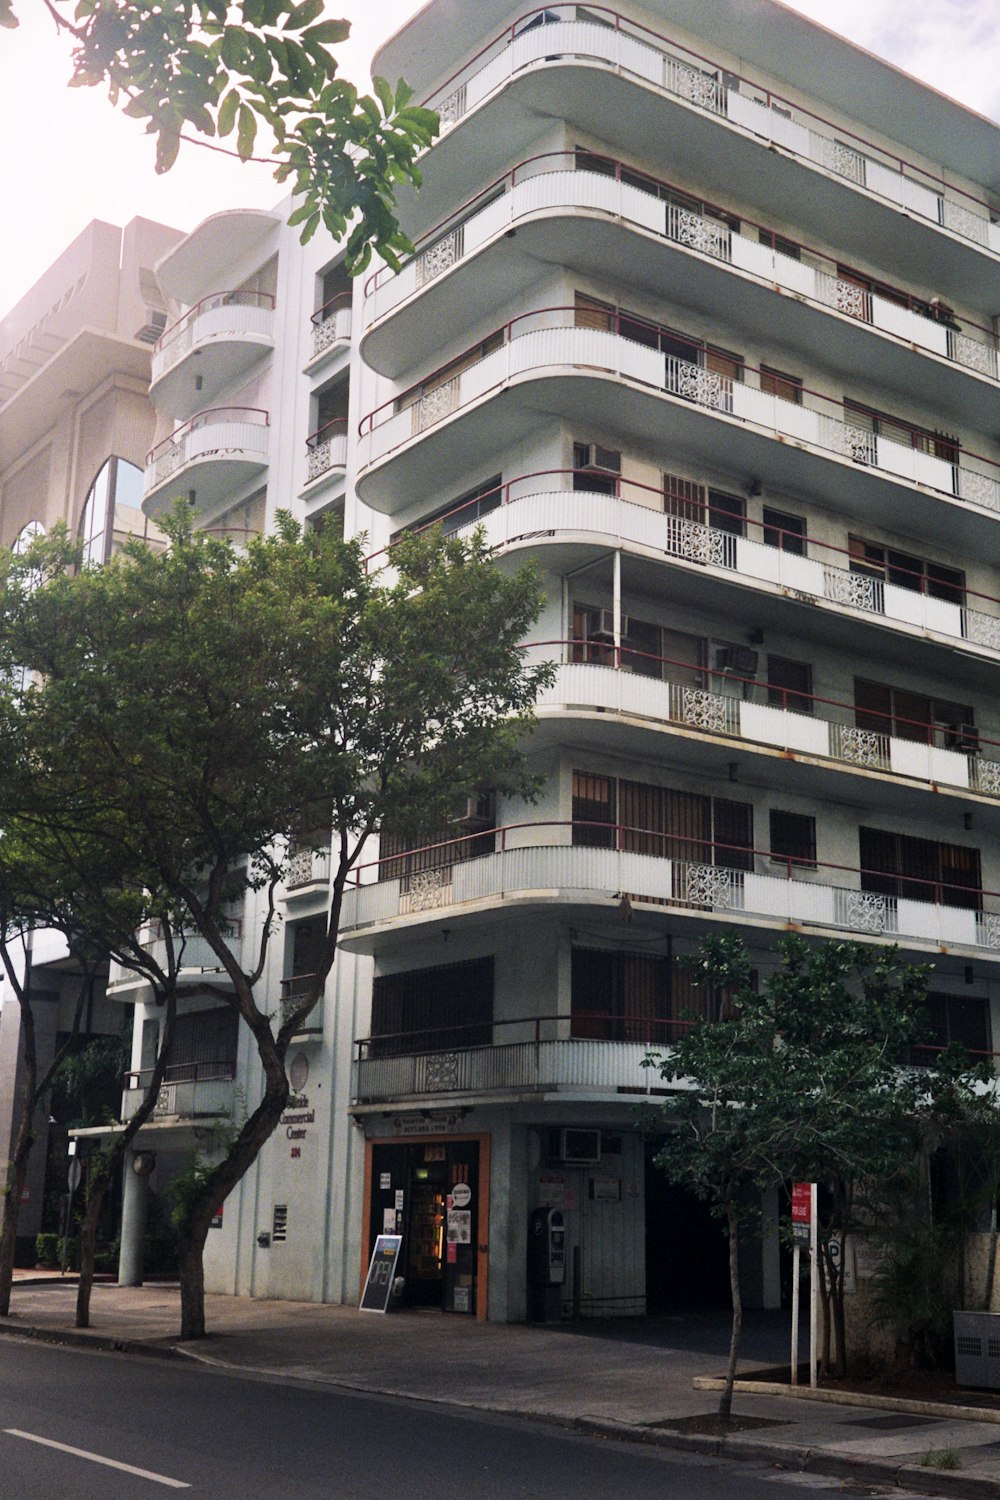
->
left=341, top=821, right=1000, bottom=956
left=121, top=1060, right=237, bottom=1122
left=304, top=417, right=348, bottom=483
left=152, top=291, right=275, bottom=383
left=357, top=309, right=1000, bottom=515
left=145, top=407, right=269, bottom=490
left=364, top=152, right=998, bottom=381
left=374, top=471, right=1000, bottom=658
left=310, top=292, right=353, bottom=359
left=422, top=7, right=1000, bottom=259
left=529, top=644, right=1000, bottom=801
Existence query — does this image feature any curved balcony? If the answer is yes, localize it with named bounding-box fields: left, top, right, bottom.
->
left=528, top=649, right=1000, bottom=809
left=353, top=1017, right=671, bottom=1108
left=120, top=1061, right=237, bottom=1124
left=151, top=291, right=275, bottom=419
left=154, top=209, right=279, bottom=304
left=356, top=310, right=1000, bottom=544
left=339, top=822, right=1000, bottom=962
left=304, top=417, right=348, bottom=486
left=308, top=292, right=353, bottom=367
left=143, top=407, right=269, bottom=518
left=409, top=9, right=999, bottom=306
left=396, top=473, right=1000, bottom=667
left=106, top=921, right=245, bottom=1002
left=364, top=153, right=999, bottom=423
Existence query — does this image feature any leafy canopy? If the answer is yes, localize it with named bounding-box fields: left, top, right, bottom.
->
left=4, top=0, right=439, bottom=272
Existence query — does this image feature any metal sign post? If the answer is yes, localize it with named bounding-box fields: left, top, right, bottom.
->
left=790, top=1182, right=812, bottom=1386
left=809, top=1181, right=819, bottom=1389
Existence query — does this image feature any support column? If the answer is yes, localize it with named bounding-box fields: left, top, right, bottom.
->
left=118, top=1153, right=150, bottom=1287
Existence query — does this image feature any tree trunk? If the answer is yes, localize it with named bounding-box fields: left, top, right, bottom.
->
left=984, top=1222, right=999, bottom=1312
left=0, top=1135, right=31, bottom=1317
left=174, top=1049, right=289, bottom=1340
left=719, top=1201, right=742, bottom=1424
left=75, top=1166, right=110, bottom=1329
left=831, top=1247, right=847, bottom=1379
left=178, top=1230, right=207, bottom=1340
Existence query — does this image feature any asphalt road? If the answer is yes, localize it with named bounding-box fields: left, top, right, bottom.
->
left=0, top=1338, right=921, bottom=1499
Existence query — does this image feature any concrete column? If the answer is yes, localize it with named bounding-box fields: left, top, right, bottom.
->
left=118, top=1154, right=149, bottom=1287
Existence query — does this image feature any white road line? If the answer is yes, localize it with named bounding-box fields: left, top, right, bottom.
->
left=3, top=1429, right=191, bottom=1488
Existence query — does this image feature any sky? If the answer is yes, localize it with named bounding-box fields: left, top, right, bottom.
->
left=2, top=0, right=999, bottom=320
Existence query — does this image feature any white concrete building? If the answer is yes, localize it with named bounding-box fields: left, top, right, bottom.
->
left=118, top=1, right=1000, bottom=1320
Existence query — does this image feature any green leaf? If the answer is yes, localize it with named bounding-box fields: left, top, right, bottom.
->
left=155, top=129, right=181, bottom=174
left=300, top=18, right=350, bottom=45
left=372, top=75, right=393, bottom=116
left=285, top=0, right=324, bottom=27
left=236, top=102, right=257, bottom=159
left=216, top=86, right=240, bottom=137
left=220, top=25, right=249, bottom=68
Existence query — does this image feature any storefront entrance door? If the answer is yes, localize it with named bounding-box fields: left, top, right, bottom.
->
left=369, top=1140, right=479, bottom=1314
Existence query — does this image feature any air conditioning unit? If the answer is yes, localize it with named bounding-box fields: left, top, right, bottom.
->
left=134, top=308, right=168, bottom=344
left=578, top=444, right=621, bottom=474
left=715, top=645, right=759, bottom=676
left=595, top=609, right=629, bottom=638
left=453, top=791, right=495, bottom=828
left=555, top=1128, right=601, bottom=1165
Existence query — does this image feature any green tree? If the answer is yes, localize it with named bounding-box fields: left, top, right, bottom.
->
left=4, top=1, right=438, bottom=273
left=0, top=510, right=550, bottom=1338
left=647, top=934, right=942, bottom=1418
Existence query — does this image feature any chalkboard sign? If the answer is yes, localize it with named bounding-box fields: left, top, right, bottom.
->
left=360, top=1234, right=402, bottom=1313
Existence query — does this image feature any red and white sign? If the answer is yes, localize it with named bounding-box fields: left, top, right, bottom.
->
left=791, top=1181, right=813, bottom=1244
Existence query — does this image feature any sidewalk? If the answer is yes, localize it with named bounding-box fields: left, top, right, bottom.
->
left=5, top=1275, right=1000, bottom=1498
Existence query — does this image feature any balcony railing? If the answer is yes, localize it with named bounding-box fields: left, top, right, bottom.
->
left=279, top=972, right=323, bottom=1030
left=310, top=292, right=352, bottom=358
left=530, top=646, right=1000, bottom=802
left=357, top=309, right=1000, bottom=516
left=363, top=152, right=998, bottom=381
left=342, top=822, right=1000, bottom=956
left=152, top=290, right=275, bottom=382
left=354, top=1015, right=679, bottom=1103
left=120, top=1060, right=237, bottom=1122
left=305, top=417, right=348, bottom=483
left=287, top=845, right=331, bottom=890
left=421, top=7, right=1000, bottom=258
left=370, top=470, right=1000, bottom=659
left=145, top=407, right=269, bottom=489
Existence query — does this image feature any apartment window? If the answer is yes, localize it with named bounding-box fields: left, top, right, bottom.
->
left=570, top=948, right=710, bottom=1043
left=572, top=773, right=752, bottom=871
left=760, top=366, right=803, bottom=404
left=573, top=441, right=620, bottom=495
left=622, top=616, right=662, bottom=677
left=767, top=655, right=813, bottom=713
left=859, top=827, right=982, bottom=910
left=847, top=536, right=964, bottom=605
left=845, top=401, right=958, bottom=464
left=397, top=328, right=505, bottom=413
left=664, top=472, right=706, bottom=523
left=854, top=679, right=975, bottom=748
left=708, top=489, right=746, bottom=536
left=759, top=228, right=800, bottom=261
left=762, top=507, right=806, bottom=554
left=171, top=1008, right=239, bottom=1073
left=392, top=476, right=503, bottom=542
left=912, top=993, right=992, bottom=1063
left=380, top=793, right=496, bottom=879
left=371, top=958, right=493, bottom=1057
left=574, top=292, right=616, bottom=331
left=769, top=810, right=817, bottom=868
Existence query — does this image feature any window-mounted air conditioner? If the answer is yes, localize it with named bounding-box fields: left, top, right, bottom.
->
left=577, top=444, right=621, bottom=474
left=555, top=1128, right=601, bottom=1165
left=943, top=723, right=979, bottom=753
left=594, top=609, right=629, bottom=639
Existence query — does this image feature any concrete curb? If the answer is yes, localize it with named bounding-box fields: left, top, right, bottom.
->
left=693, top=1374, right=1000, bottom=1424
left=2, top=1319, right=998, bottom=1499
left=0, top=1319, right=181, bottom=1361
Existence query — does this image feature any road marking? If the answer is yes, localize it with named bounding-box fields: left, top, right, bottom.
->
left=4, top=1429, right=191, bottom=1488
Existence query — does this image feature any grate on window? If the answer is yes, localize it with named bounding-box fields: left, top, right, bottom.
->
left=272, top=1204, right=288, bottom=1242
